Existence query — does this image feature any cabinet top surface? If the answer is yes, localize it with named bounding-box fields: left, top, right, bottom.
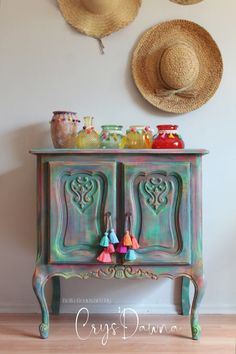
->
left=30, top=148, right=208, bottom=155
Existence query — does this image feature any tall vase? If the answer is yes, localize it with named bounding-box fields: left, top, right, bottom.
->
left=50, top=111, right=80, bottom=148
left=76, top=116, right=100, bottom=149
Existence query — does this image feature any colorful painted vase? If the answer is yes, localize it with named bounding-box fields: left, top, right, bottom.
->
left=125, top=125, right=153, bottom=149
left=50, top=111, right=80, bottom=148
left=99, top=125, right=124, bottom=149
left=152, top=125, right=185, bottom=149
left=76, top=116, right=100, bottom=149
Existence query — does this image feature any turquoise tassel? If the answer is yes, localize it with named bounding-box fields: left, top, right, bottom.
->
left=125, top=249, right=136, bottom=261
left=100, top=232, right=109, bottom=247
left=109, top=229, right=119, bottom=244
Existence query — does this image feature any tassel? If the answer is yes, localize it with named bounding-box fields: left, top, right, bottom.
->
left=96, top=249, right=112, bottom=263
left=116, top=242, right=127, bottom=254
left=99, top=232, right=109, bottom=247
left=125, top=249, right=137, bottom=261
left=107, top=243, right=115, bottom=253
left=109, top=229, right=119, bottom=244
left=131, top=235, right=140, bottom=249
left=123, top=231, right=132, bottom=246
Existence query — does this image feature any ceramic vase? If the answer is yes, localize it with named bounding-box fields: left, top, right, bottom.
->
left=50, top=111, right=80, bottom=148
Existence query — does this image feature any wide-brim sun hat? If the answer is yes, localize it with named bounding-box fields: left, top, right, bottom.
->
left=57, top=0, right=142, bottom=39
left=169, top=0, right=203, bottom=5
left=132, top=19, right=223, bottom=114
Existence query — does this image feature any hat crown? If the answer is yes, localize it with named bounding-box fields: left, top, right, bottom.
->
left=81, top=0, right=119, bottom=14
left=159, top=42, right=199, bottom=90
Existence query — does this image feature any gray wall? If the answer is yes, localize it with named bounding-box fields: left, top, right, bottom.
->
left=0, top=0, right=235, bottom=314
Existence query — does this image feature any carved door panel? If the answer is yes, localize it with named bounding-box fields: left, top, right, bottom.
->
left=48, top=161, right=116, bottom=263
left=123, top=162, right=191, bottom=264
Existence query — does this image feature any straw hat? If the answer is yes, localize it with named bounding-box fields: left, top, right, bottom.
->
left=132, top=20, right=223, bottom=114
left=57, top=0, right=141, bottom=38
left=169, top=0, right=203, bottom=4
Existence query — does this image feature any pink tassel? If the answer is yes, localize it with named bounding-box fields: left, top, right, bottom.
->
left=96, top=249, right=112, bottom=263
left=116, top=242, right=128, bottom=254
left=107, top=243, right=115, bottom=253
left=131, top=235, right=140, bottom=249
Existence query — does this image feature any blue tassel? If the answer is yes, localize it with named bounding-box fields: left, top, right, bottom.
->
left=100, top=232, right=109, bottom=247
left=109, top=229, right=119, bottom=244
left=125, top=249, right=137, bottom=261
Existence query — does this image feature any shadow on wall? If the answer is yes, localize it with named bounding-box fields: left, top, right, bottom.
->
left=0, top=123, right=51, bottom=258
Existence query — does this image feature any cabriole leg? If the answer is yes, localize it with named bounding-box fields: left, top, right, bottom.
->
left=190, top=276, right=205, bottom=340
left=181, top=276, right=190, bottom=315
left=32, top=269, right=49, bottom=339
left=51, top=276, right=61, bottom=315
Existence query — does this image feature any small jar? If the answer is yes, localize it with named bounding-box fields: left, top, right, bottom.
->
left=152, top=125, right=185, bottom=149
left=100, top=125, right=124, bottom=149
left=76, top=116, right=100, bottom=149
left=125, top=126, right=153, bottom=149
left=50, top=111, right=80, bottom=148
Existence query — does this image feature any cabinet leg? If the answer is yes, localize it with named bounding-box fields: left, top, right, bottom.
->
left=51, top=276, right=60, bottom=315
left=190, top=276, right=205, bottom=340
left=32, top=269, right=49, bottom=339
left=181, top=276, right=190, bottom=315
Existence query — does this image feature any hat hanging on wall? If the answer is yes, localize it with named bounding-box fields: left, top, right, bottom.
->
left=57, top=0, right=142, bottom=53
left=169, top=0, right=204, bottom=4
left=132, top=19, right=223, bottom=114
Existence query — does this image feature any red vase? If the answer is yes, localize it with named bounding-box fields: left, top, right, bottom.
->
left=152, top=125, right=185, bottom=149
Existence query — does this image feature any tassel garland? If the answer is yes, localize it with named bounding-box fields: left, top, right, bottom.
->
left=97, top=212, right=140, bottom=263
left=119, top=214, right=140, bottom=261
left=97, top=213, right=119, bottom=263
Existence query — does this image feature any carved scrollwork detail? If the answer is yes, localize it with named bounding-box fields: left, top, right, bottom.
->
left=70, top=174, right=97, bottom=213
left=73, top=266, right=159, bottom=280
left=140, top=176, right=171, bottom=214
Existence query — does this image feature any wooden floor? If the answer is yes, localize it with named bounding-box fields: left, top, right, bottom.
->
left=0, top=314, right=235, bottom=353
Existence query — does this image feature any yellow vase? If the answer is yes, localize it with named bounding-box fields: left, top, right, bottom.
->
left=125, top=126, right=153, bottom=149
left=76, top=116, right=100, bottom=149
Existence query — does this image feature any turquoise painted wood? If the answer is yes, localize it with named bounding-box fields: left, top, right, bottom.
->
left=123, top=162, right=191, bottom=265
left=181, top=277, right=191, bottom=315
left=31, top=149, right=208, bottom=340
left=49, top=161, right=116, bottom=264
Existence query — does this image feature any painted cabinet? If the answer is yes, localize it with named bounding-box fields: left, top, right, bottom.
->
left=31, top=149, right=208, bottom=340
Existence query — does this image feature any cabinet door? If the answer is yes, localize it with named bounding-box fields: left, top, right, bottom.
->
left=48, top=161, right=116, bottom=264
left=123, top=162, right=191, bottom=264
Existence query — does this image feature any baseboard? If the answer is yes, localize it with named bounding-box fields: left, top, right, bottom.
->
left=0, top=303, right=236, bottom=314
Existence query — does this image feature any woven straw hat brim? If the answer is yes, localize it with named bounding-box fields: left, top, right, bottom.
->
left=132, top=20, right=223, bottom=114
left=170, top=0, right=203, bottom=5
left=58, top=0, right=141, bottom=38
